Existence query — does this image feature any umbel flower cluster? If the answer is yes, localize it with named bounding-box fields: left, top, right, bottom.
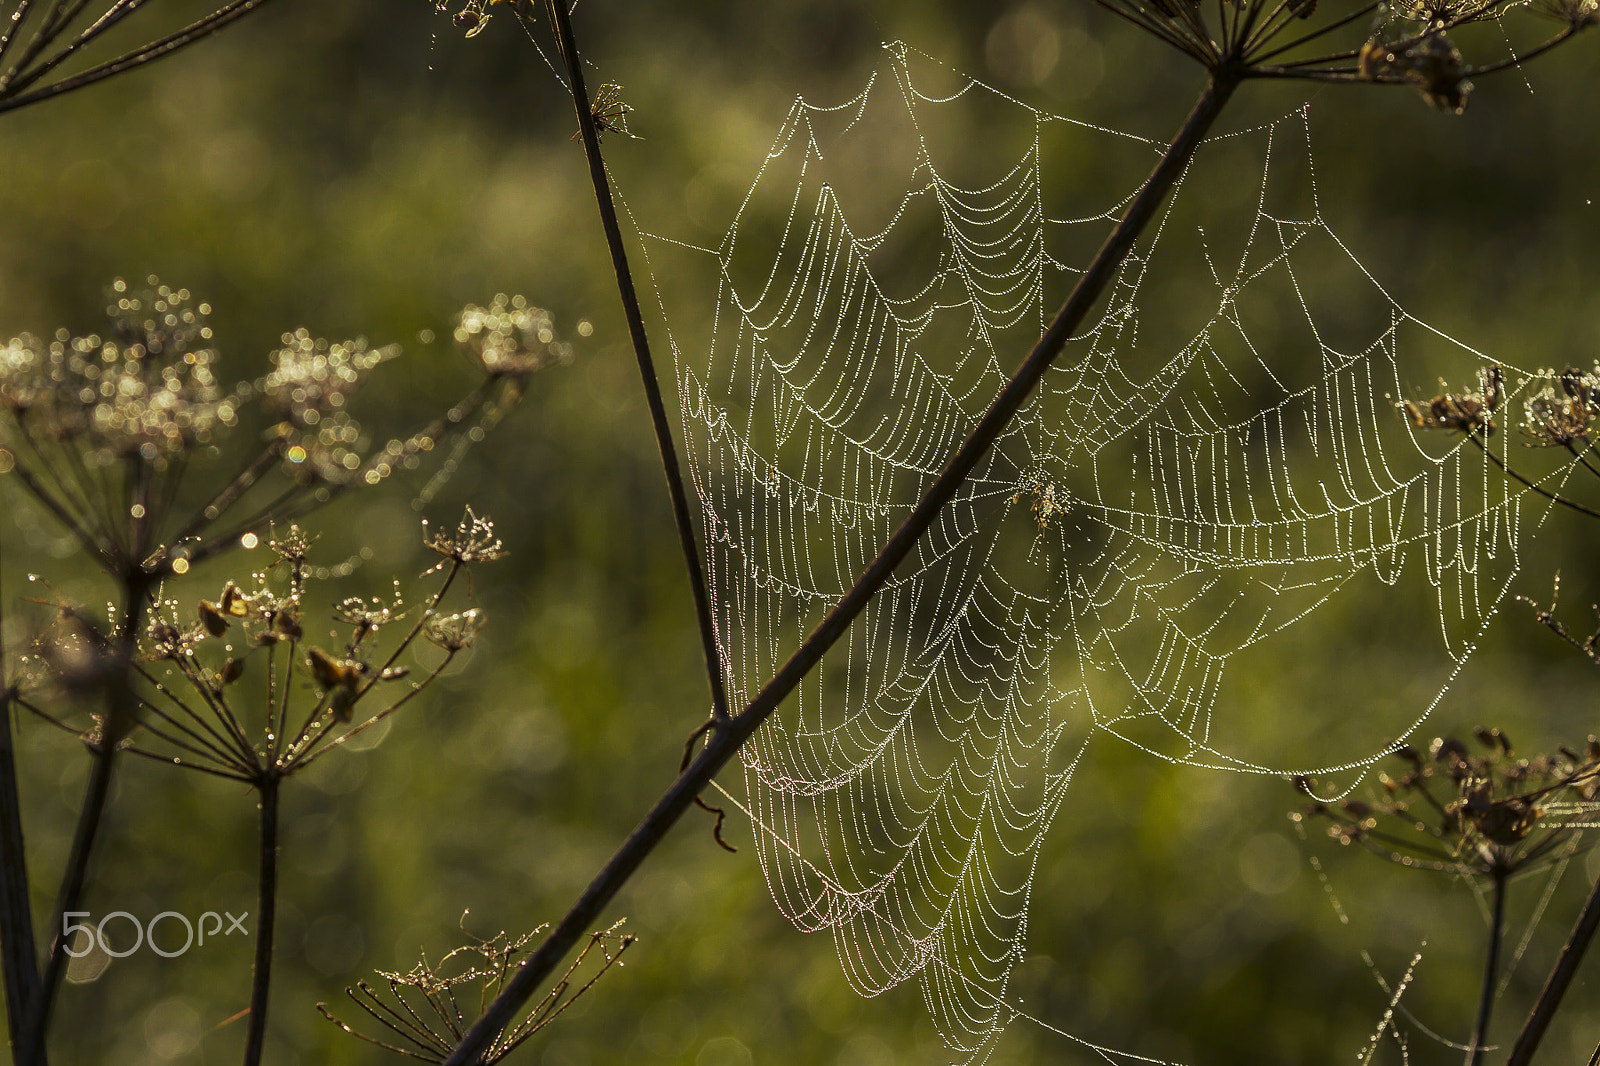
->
left=455, top=293, right=574, bottom=383
left=1401, top=363, right=1600, bottom=522
left=319, top=920, right=635, bottom=1064
left=0, top=277, right=566, bottom=579
left=1096, top=0, right=1595, bottom=114
left=17, top=510, right=502, bottom=783
left=1293, top=729, right=1600, bottom=879
left=1401, top=362, right=1600, bottom=446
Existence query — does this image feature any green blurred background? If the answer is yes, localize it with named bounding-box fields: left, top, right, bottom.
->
left=2, top=2, right=1599, bottom=1063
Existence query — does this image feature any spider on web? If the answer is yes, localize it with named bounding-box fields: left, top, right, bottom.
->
left=1012, top=471, right=1067, bottom=531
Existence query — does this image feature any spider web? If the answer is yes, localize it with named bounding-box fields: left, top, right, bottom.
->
left=637, top=42, right=1565, bottom=1063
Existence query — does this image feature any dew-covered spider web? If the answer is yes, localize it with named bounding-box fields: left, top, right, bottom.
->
left=635, top=42, right=1575, bottom=1064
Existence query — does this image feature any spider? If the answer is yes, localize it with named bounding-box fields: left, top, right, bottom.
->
left=446, top=0, right=528, bottom=40
left=1011, top=472, right=1067, bottom=531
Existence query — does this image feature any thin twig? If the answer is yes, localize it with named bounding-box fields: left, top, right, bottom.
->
left=544, top=0, right=730, bottom=726
left=1504, top=866, right=1600, bottom=1066
left=1466, top=434, right=1600, bottom=521
left=440, top=70, right=1241, bottom=1066
left=0, top=0, right=283, bottom=115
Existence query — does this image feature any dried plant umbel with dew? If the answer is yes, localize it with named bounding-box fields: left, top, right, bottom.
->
left=1294, top=732, right=1600, bottom=1064
left=319, top=920, right=635, bottom=1063
left=454, top=294, right=574, bottom=392
left=0, top=277, right=527, bottom=581
left=1400, top=363, right=1600, bottom=522
left=0, top=0, right=284, bottom=116
left=1095, top=0, right=1595, bottom=113
left=14, top=511, right=503, bottom=1065
left=573, top=83, right=638, bottom=142
left=0, top=277, right=563, bottom=1061
left=18, top=513, right=500, bottom=780
left=1395, top=368, right=1600, bottom=1062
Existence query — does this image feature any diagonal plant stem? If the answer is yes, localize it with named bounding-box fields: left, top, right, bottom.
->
left=0, top=0, right=282, bottom=115
left=543, top=0, right=729, bottom=725
left=1467, top=433, right=1600, bottom=521
left=440, top=69, right=1241, bottom=1066
left=1504, top=865, right=1600, bottom=1066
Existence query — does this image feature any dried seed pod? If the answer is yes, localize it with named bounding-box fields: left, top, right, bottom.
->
left=220, top=582, right=250, bottom=617
left=308, top=647, right=359, bottom=690
left=198, top=600, right=229, bottom=637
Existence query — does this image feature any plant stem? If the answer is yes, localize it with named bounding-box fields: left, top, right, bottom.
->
left=0, top=0, right=283, bottom=116
left=0, top=538, right=42, bottom=1061
left=1505, top=865, right=1600, bottom=1066
left=1466, top=434, right=1600, bottom=521
left=0, top=691, right=43, bottom=1063
left=22, top=573, right=149, bottom=1064
left=440, top=70, right=1240, bottom=1066
left=543, top=0, right=730, bottom=725
left=242, top=775, right=279, bottom=1066
left=1467, top=871, right=1508, bottom=1066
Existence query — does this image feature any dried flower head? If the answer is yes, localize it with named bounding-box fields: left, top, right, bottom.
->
left=261, top=330, right=394, bottom=428
left=0, top=279, right=227, bottom=457
left=1400, top=367, right=1499, bottom=435
left=17, top=519, right=496, bottom=780
left=454, top=295, right=573, bottom=380
left=319, top=920, right=634, bottom=1064
left=423, top=506, right=508, bottom=565
left=1293, top=729, right=1600, bottom=878
left=582, top=84, right=639, bottom=142
left=334, top=584, right=406, bottom=637
left=1359, top=31, right=1473, bottom=113
left=1522, top=365, right=1598, bottom=447
left=424, top=608, right=485, bottom=652
left=0, top=277, right=512, bottom=580
left=1092, top=0, right=1587, bottom=113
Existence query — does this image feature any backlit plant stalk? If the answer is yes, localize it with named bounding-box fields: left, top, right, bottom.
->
left=17, top=513, right=502, bottom=1064
left=0, top=0, right=283, bottom=116
left=1396, top=364, right=1600, bottom=1061
left=437, top=3, right=1597, bottom=1062
left=1296, top=732, right=1600, bottom=1064
left=0, top=279, right=549, bottom=1062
